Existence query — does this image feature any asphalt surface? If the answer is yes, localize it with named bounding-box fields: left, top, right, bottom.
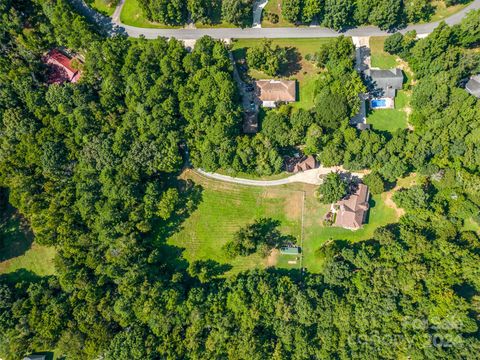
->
left=114, top=0, right=480, bottom=39
left=69, top=0, right=480, bottom=40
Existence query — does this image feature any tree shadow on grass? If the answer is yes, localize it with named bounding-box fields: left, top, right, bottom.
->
left=146, top=179, right=204, bottom=273
left=0, top=204, right=34, bottom=262
left=0, top=268, right=43, bottom=284
left=280, top=47, right=302, bottom=77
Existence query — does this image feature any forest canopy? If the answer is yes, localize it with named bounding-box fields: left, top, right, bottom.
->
left=0, top=0, right=480, bottom=359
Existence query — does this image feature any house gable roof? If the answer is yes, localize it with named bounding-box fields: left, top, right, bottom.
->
left=334, top=184, right=370, bottom=230
left=364, top=68, right=403, bottom=97
left=256, top=80, right=296, bottom=102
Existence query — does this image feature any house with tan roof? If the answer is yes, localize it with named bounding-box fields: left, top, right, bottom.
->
left=332, top=184, right=370, bottom=230
left=255, top=80, right=296, bottom=107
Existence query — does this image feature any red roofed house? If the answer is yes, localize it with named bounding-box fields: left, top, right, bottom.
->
left=44, top=49, right=81, bottom=84
left=333, top=184, right=370, bottom=230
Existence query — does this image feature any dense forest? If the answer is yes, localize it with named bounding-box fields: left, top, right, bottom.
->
left=1, top=0, right=480, bottom=359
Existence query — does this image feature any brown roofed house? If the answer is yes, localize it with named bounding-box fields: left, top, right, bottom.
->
left=44, top=49, right=82, bottom=84
left=256, top=80, right=296, bottom=108
left=293, top=155, right=316, bottom=173
left=334, top=184, right=370, bottom=230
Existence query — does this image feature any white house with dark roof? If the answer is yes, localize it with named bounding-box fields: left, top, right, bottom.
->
left=466, top=75, right=480, bottom=98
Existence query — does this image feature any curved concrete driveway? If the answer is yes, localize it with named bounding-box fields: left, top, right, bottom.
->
left=96, top=0, right=480, bottom=39
left=196, top=166, right=365, bottom=187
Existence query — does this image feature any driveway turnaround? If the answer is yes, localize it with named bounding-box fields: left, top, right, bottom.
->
left=69, top=0, right=480, bottom=40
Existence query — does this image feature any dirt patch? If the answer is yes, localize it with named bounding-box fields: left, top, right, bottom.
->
left=384, top=191, right=405, bottom=218
left=266, top=248, right=279, bottom=267
left=284, top=192, right=303, bottom=220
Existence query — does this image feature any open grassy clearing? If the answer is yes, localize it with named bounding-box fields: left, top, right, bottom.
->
left=367, top=90, right=409, bottom=133
left=166, top=170, right=406, bottom=276
left=370, top=36, right=398, bottom=69
left=262, top=0, right=295, bottom=27
left=429, top=0, right=471, bottom=22
left=463, top=217, right=480, bottom=234
left=166, top=170, right=305, bottom=275
left=89, top=0, right=116, bottom=16
left=0, top=208, right=55, bottom=279
left=231, top=38, right=333, bottom=109
left=120, top=0, right=182, bottom=28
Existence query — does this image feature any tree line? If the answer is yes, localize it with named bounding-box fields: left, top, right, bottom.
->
left=137, top=0, right=254, bottom=27
left=280, top=0, right=470, bottom=30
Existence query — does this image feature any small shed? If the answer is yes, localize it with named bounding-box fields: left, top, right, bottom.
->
left=280, top=246, right=300, bottom=255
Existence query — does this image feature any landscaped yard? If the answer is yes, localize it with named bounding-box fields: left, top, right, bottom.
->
left=162, top=170, right=405, bottom=276
left=231, top=38, right=334, bottom=109
left=164, top=170, right=305, bottom=275
left=367, top=90, right=410, bottom=133
left=302, top=191, right=400, bottom=273
left=89, top=0, right=116, bottom=16
left=120, top=0, right=181, bottom=28
left=0, top=208, right=55, bottom=280
left=262, top=0, right=295, bottom=27
left=369, top=36, right=398, bottom=69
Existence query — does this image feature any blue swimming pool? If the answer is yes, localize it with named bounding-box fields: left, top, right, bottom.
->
left=371, top=99, right=387, bottom=108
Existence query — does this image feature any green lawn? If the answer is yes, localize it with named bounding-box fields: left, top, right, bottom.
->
left=463, top=217, right=480, bottom=234
left=162, top=170, right=402, bottom=276
left=367, top=90, right=409, bottom=133
left=262, top=0, right=295, bottom=27
left=0, top=208, right=55, bottom=279
left=89, top=0, right=116, bottom=16
left=121, top=0, right=181, bottom=28
left=165, top=171, right=304, bottom=275
left=231, top=38, right=333, bottom=109
left=369, top=36, right=398, bottom=69
left=429, top=0, right=471, bottom=22
left=302, top=192, right=400, bottom=273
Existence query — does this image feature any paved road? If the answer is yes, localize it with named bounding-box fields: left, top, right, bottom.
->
left=109, top=0, right=479, bottom=39
left=70, top=0, right=479, bottom=40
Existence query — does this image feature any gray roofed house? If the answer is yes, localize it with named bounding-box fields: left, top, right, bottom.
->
left=465, top=75, right=480, bottom=98
left=364, top=68, right=403, bottom=98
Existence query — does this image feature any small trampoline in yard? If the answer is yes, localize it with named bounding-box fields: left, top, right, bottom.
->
left=370, top=98, right=394, bottom=109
